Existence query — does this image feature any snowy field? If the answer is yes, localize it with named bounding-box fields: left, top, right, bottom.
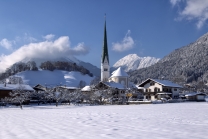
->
left=0, top=102, right=208, bottom=139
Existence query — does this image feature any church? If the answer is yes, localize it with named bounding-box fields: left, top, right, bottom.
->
left=96, top=17, right=131, bottom=91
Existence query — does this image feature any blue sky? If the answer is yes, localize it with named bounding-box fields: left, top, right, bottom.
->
left=0, top=0, right=208, bottom=72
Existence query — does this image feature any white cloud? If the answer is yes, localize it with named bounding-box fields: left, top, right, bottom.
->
left=0, top=38, right=13, bottom=50
left=171, top=0, right=208, bottom=29
left=43, top=34, right=55, bottom=40
left=24, top=33, right=37, bottom=43
left=170, top=0, right=183, bottom=6
left=0, top=35, right=89, bottom=72
left=112, top=30, right=134, bottom=52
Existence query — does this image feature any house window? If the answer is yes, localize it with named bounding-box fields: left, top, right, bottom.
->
left=104, top=68, right=108, bottom=71
left=174, top=88, right=177, bottom=91
left=150, top=82, right=155, bottom=86
left=154, top=88, right=160, bottom=92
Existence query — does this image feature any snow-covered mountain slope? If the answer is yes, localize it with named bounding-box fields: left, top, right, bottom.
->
left=21, top=56, right=100, bottom=77
left=113, top=54, right=160, bottom=72
left=15, top=70, right=94, bottom=87
left=129, top=32, right=208, bottom=85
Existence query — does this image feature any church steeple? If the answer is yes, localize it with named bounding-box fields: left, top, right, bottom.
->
left=102, top=17, right=109, bottom=64
left=101, top=15, right=110, bottom=82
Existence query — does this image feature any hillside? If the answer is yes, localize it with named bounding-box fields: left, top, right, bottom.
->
left=21, top=56, right=100, bottom=77
left=112, top=54, right=160, bottom=72
left=15, top=70, right=94, bottom=87
left=129, top=32, right=208, bottom=88
left=0, top=58, right=97, bottom=87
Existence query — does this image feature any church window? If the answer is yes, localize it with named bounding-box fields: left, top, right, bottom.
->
left=104, top=68, right=108, bottom=71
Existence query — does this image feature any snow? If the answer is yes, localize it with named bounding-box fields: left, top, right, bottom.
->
left=15, top=70, right=94, bottom=87
left=113, top=54, right=160, bottom=72
left=139, top=78, right=182, bottom=88
left=81, top=86, right=91, bottom=91
left=20, top=56, right=101, bottom=77
left=0, top=102, right=208, bottom=139
left=104, top=81, right=125, bottom=89
left=0, top=84, right=34, bottom=91
left=152, top=79, right=182, bottom=88
left=185, top=92, right=206, bottom=97
left=111, top=67, right=128, bottom=77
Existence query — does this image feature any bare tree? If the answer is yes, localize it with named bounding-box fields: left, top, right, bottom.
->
left=43, top=87, right=56, bottom=105
left=0, top=97, right=10, bottom=106
left=8, top=76, right=23, bottom=84
left=9, top=85, right=31, bottom=109
left=70, top=89, right=83, bottom=105
left=30, top=90, right=46, bottom=105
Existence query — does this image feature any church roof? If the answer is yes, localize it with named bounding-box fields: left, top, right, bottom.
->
left=111, top=67, right=128, bottom=77
left=101, top=18, right=109, bottom=64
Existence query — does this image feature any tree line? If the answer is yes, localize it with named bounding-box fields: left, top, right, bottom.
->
left=1, top=85, right=133, bottom=109
left=0, top=60, right=93, bottom=81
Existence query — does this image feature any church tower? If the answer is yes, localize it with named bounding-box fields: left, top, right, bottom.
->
left=101, top=16, right=110, bottom=82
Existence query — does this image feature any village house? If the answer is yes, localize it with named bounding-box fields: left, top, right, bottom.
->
left=95, top=81, right=125, bottom=93
left=138, top=78, right=182, bottom=101
left=0, top=83, right=34, bottom=99
left=185, top=92, right=206, bottom=101
left=33, top=84, right=47, bottom=93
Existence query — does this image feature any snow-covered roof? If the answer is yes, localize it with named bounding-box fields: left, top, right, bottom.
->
left=128, top=82, right=137, bottom=89
left=111, top=67, right=128, bottom=77
left=0, top=84, right=34, bottom=91
left=157, top=92, right=172, bottom=95
left=103, top=81, right=125, bottom=89
left=57, top=86, right=78, bottom=90
left=138, top=78, right=182, bottom=88
left=185, top=92, right=206, bottom=97
left=153, top=79, right=182, bottom=88
left=81, top=86, right=92, bottom=91
left=136, top=86, right=145, bottom=89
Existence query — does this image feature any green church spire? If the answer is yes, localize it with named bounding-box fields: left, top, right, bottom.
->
left=102, top=16, right=109, bottom=64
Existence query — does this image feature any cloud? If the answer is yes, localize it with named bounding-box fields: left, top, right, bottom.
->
left=112, top=30, right=134, bottom=52
left=23, top=33, right=37, bottom=43
left=170, top=0, right=208, bottom=29
left=0, top=38, right=14, bottom=50
left=170, top=0, right=183, bottom=6
left=43, top=34, right=55, bottom=40
left=0, top=35, right=89, bottom=72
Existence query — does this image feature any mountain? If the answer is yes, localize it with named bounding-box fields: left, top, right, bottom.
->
left=21, top=56, right=100, bottom=77
left=129, top=32, right=208, bottom=88
left=112, top=54, right=160, bottom=72
left=0, top=56, right=100, bottom=87
left=15, top=70, right=94, bottom=87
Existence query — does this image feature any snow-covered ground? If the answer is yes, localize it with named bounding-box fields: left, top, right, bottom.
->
left=15, top=70, right=94, bottom=87
left=0, top=102, right=208, bottom=139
